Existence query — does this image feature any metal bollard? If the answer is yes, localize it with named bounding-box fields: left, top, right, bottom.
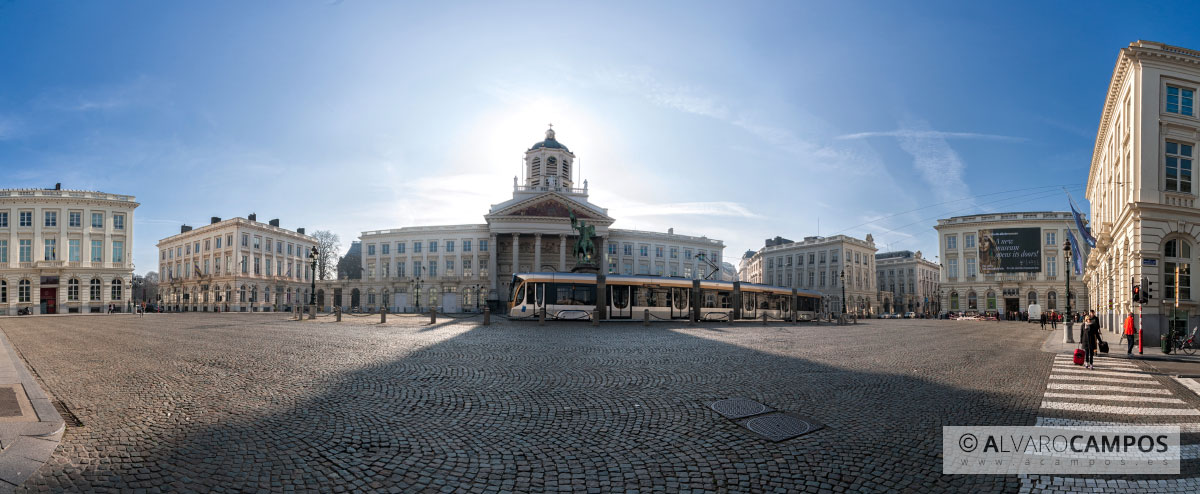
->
left=381, top=306, right=387, bottom=323
left=539, top=307, right=546, bottom=326
left=643, top=308, right=649, bottom=327
left=763, top=312, right=768, bottom=325
left=309, top=305, right=316, bottom=320
left=592, top=310, right=599, bottom=326
left=336, top=306, right=342, bottom=322
left=431, top=307, right=437, bottom=325
left=483, top=307, right=491, bottom=326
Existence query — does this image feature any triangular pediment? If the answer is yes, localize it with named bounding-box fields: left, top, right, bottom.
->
left=487, top=192, right=613, bottom=223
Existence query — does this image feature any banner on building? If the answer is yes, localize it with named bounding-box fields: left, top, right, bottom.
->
left=978, top=228, right=1042, bottom=273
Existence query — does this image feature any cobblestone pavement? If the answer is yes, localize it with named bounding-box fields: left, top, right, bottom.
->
left=0, top=315, right=1062, bottom=492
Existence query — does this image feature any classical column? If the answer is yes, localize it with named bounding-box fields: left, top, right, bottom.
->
left=511, top=233, right=520, bottom=275
left=559, top=234, right=567, bottom=272
left=599, top=235, right=608, bottom=272
left=534, top=233, right=542, bottom=273
left=488, top=234, right=498, bottom=292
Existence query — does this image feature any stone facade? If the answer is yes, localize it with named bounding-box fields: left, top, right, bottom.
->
left=936, top=212, right=1088, bottom=318
left=0, top=187, right=138, bottom=315
left=739, top=234, right=878, bottom=316
left=1085, top=40, right=1200, bottom=340
left=157, top=216, right=316, bottom=312
left=874, top=250, right=940, bottom=316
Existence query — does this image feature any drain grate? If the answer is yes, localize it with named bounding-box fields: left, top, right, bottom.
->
left=53, top=401, right=83, bottom=428
left=739, top=413, right=821, bottom=442
left=709, top=398, right=772, bottom=420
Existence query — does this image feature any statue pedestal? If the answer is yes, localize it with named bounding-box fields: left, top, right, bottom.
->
left=571, top=262, right=600, bottom=274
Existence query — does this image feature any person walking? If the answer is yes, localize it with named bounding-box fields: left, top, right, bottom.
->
left=1040, top=312, right=1047, bottom=330
left=1123, top=312, right=1136, bottom=355
left=1082, top=313, right=1098, bottom=369
left=1050, top=312, right=1057, bottom=330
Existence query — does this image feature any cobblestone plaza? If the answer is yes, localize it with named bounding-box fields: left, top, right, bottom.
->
left=0, top=314, right=1159, bottom=493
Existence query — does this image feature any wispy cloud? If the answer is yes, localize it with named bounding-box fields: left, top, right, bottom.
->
left=836, top=130, right=1025, bottom=141
left=618, top=201, right=762, bottom=219
left=892, top=119, right=972, bottom=204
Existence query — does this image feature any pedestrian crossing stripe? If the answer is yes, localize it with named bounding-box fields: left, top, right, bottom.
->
left=1041, top=392, right=1185, bottom=404
left=1034, top=416, right=1200, bottom=433
left=1040, top=401, right=1200, bottom=415
left=1174, top=376, right=1200, bottom=399
left=1048, top=374, right=1162, bottom=385
left=1049, top=368, right=1157, bottom=379
left=1046, top=383, right=1172, bottom=394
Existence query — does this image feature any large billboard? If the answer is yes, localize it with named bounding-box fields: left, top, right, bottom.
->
left=978, top=228, right=1041, bottom=273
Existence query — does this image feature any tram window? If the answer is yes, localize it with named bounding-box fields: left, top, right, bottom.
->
left=555, top=285, right=573, bottom=304
left=717, top=291, right=731, bottom=308
left=704, top=291, right=716, bottom=308
left=515, top=284, right=526, bottom=305
left=743, top=293, right=754, bottom=311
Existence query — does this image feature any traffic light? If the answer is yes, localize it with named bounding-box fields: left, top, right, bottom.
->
left=1132, top=284, right=1142, bottom=304
left=1144, top=278, right=1155, bottom=304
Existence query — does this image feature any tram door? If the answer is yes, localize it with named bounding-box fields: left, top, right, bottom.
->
left=671, top=287, right=690, bottom=319
left=534, top=283, right=546, bottom=313
left=742, top=292, right=756, bottom=320
left=609, top=285, right=631, bottom=319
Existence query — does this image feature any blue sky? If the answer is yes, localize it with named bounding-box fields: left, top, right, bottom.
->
left=1, top=1, right=1195, bottom=275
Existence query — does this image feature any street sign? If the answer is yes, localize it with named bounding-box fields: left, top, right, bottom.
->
left=1143, top=259, right=1158, bottom=266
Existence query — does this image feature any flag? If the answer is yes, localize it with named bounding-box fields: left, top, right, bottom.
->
left=194, top=264, right=201, bottom=277
left=1065, top=229, right=1084, bottom=276
left=1066, top=192, right=1096, bottom=248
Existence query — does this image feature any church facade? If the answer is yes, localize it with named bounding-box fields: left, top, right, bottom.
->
left=316, top=128, right=726, bottom=312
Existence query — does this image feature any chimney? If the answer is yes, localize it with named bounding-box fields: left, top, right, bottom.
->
left=269, top=219, right=280, bottom=227
left=55, top=183, right=61, bottom=190
left=668, top=228, right=674, bottom=235
left=181, top=225, right=192, bottom=233
left=248, top=213, right=257, bottom=222
left=211, top=216, right=221, bottom=224
left=297, top=227, right=306, bottom=235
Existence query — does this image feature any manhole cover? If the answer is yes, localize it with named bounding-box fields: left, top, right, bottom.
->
left=709, top=398, right=772, bottom=419
left=740, top=413, right=822, bottom=442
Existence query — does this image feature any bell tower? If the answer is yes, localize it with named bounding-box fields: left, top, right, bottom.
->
left=524, top=125, right=575, bottom=189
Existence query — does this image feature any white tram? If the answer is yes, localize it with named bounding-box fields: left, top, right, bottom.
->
left=508, top=273, right=822, bottom=321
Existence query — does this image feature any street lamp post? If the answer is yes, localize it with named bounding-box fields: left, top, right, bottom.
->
left=414, top=266, right=424, bottom=313
left=840, top=270, right=847, bottom=317
left=1063, top=238, right=1075, bottom=343
left=308, top=246, right=318, bottom=308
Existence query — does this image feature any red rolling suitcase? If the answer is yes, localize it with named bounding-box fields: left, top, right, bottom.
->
left=1072, top=348, right=1085, bottom=366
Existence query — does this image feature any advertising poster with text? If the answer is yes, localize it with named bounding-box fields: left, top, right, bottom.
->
left=978, top=228, right=1041, bottom=273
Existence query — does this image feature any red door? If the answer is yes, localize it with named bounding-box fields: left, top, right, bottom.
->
left=40, top=288, right=57, bottom=314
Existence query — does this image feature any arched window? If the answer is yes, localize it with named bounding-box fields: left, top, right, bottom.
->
left=367, top=289, right=376, bottom=305
left=18, top=279, right=30, bottom=303
left=967, top=291, right=978, bottom=310
left=547, top=156, right=557, bottom=176
left=225, top=284, right=232, bottom=303
left=0, top=280, right=6, bottom=303
left=1165, top=238, right=1192, bottom=301
left=251, top=286, right=258, bottom=302
left=240, top=285, right=247, bottom=302
left=949, top=291, right=959, bottom=310
left=1047, top=291, right=1057, bottom=310
left=111, top=279, right=123, bottom=301
left=562, top=159, right=571, bottom=178
left=90, top=278, right=101, bottom=301
left=1027, top=291, right=1038, bottom=305
left=264, top=288, right=270, bottom=303
left=531, top=157, right=541, bottom=183
left=986, top=290, right=996, bottom=310
left=68, top=278, right=80, bottom=301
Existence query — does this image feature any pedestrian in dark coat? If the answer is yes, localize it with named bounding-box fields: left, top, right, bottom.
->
left=1040, top=313, right=1047, bottom=330
left=1083, top=310, right=1101, bottom=369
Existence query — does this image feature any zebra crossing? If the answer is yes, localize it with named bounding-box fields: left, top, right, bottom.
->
left=1020, top=353, right=1200, bottom=493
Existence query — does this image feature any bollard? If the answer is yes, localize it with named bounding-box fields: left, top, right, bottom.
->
left=381, top=306, right=387, bottom=323
left=336, top=306, right=342, bottom=322
left=592, top=310, right=599, bottom=327
left=483, top=307, right=491, bottom=326
left=431, top=307, right=437, bottom=325
left=310, top=305, right=316, bottom=320
left=539, top=307, right=546, bottom=326
left=763, top=312, right=768, bottom=326
left=643, top=308, right=649, bottom=327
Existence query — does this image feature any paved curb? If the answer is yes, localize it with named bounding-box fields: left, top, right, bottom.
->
left=0, top=327, right=64, bottom=494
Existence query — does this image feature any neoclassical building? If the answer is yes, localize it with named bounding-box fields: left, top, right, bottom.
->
left=1085, top=40, right=1200, bottom=339
left=936, top=212, right=1088, bottom=318
left=874, top=250, right=940, bottom=316
left=156, top=215, right=317, bottom=312
left=738, top=234, right=878, bottom=316
left=0, top=186, right=138, bottom=314
left=318, top=128, right=726, bottom=312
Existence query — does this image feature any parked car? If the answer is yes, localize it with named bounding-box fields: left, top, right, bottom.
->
left=904, top=312, right=916, bottom=319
